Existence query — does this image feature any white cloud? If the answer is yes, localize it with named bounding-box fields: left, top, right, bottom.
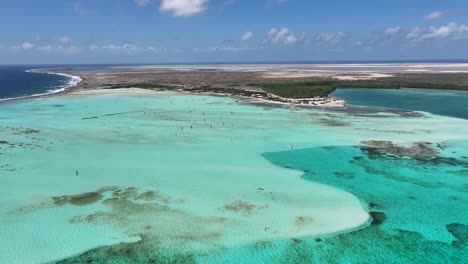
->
left=73, top=1, right=94, bottom=16
left=406, top=27, right=422, bottom=39
left=134, top=0, right=151, bottom=6
left=266, top=27, right=301, bottom=45
left=422, top=22, right=468, bottom=40
left=88, top=44, right=137, bottom=52
left=10, top=42, right=36, bottom=51
left=87, top=44, right=165, bottom=54
left=284, top=34, right=297, bottom=44
left=194, top=45, right=252, bottom=53
left=160, top=0, right=208, bottom=17
left=267, top=28, right=277, bottom=37
left=10, top=42, right=82, bottom=55
left=36, top=45, right=82, bottom=55
left=384, top=26, right=401, bottom=35
left=270, top=28, right=287, bottom=43
left=405, top=22, right=468, bottom=42
left=316, top=32, right=345, bottom=44
left=424, top=11, right=443, bottom=20
left=241, top=31, right=253, bottom=41
left=57, top=36, right=71, bottom=44
left=21, top=42, right=35, bottom=50
left=5, top=41, right=170, bottom=56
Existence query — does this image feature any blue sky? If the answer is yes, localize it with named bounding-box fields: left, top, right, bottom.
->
left=0, top=0, right=467, bottom=64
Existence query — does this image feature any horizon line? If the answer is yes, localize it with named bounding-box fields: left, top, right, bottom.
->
left=2, top=59, right=468, bottom=66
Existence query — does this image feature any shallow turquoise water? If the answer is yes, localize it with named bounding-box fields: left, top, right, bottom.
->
left=0, top=89, right=467, bottom=263
left=332, top=88, right=468, bottom=120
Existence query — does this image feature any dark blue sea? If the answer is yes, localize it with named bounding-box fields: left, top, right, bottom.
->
left=0, top=65, right=81, bottom=100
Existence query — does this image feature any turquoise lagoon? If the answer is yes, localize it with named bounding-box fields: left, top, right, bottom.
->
left=332, top=88, right=468, bottom=120
left=0, top=89, right=467, bottom=263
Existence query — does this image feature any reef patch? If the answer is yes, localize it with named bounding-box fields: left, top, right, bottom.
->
left=53, top=192, right=103, bottom=206
left=369, top=212, right=386, bottom=226
left=360, top=140, right=439, bottom=160
left=221, top=200, right=268, bottom=214
left=294, top=216, right=314, bottom=229
left=447, top=223, right=468, bottom=247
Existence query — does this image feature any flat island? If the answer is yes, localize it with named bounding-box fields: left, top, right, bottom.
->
left=38, top=63, right=468, bottom=107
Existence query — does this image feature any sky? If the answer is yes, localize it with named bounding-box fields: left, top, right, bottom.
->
left=0, top=0, right=468, bottom=64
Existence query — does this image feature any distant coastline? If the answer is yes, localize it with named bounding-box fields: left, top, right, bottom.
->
left=46, top=62, right=468, bottom=104
left=3, top=59, right=468, bottom=67
left=0, top=69, right=82, bottom=102
left=4, top=62, right=468, bottom=108
left=28, top=69, right=82, bottom=93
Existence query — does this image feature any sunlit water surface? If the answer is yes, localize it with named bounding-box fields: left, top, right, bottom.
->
left=0, top=90, right=466, bottom=263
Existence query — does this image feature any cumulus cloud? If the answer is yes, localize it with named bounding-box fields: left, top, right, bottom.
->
left=241, top=31, right=253, bottom=41
left=10, top=42, right=82, bottom=55
left=284, top=35, right=297, bottom=44
left=160, top=0, right=208, bottom=17
left=407, top=22, right=468, bottom=41
left=20, top=42, right=35, bottom=50
left=424, top=11, right=443, bottom=20
left=134, top=0, right=151, bottom=6
left=88, top=43, right=165, bottom=53
left=194, top=45, right=252, bottom=53
left=384, top=26, right=401, bottom=35
left=88, top=44, right=137, bottom=52
left=422, top=22, right=468, bottom=39
left=266, top=27, right=301, bottom=44
left=406, top=27, right=422, bottom=40
left=6, top=40, right=170, bottom=56
left=57, top=36, right=71, bottom=44
left=10, top=42, right=36, bottom=51
left=73, top=1, right=94, bottom=16
left=316, top=32, right=346, bottom=44
left=36, top=45, right=82, bottom=55
left=264, top=28, right=348, bottom=47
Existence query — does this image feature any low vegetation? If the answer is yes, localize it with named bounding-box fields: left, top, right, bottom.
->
left=109, top=80, right=468, bottom=99
left=257, top=82, right=336, bottom=98
left=109, top=83, right=268, bottom=98
left=109, top=83, right=176, bottom=90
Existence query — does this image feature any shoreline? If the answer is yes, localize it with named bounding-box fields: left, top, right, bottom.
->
left=63, top=86, right=347, bottom=108
left=3, top=68, right=346, bottom=108
left=4, top=64, right=468, bottom=109
left=0, top=69, right=83, bottom=103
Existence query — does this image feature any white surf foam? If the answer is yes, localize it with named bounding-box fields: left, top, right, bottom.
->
left=0, top=70, right=82, bottom=102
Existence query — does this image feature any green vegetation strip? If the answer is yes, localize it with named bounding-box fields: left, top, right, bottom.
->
left=109, top=83, right=268, bottom=97
left=110, top=83, right=176, bottom=90
left=109, top=81, right=468, bottom=99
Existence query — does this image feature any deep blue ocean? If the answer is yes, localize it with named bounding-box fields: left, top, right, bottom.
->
left=0, top=65, right=77, bottom=100
left=0, top=63, right=156, bottom=100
